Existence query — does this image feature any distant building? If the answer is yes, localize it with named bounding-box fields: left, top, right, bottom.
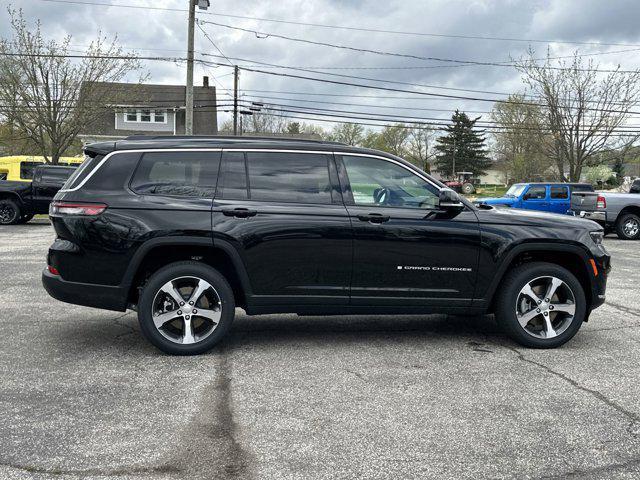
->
left=79, top=77, right=217, bottom=143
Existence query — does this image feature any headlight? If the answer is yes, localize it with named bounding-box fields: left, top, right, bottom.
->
left=590, top=231, right=604, bottom=245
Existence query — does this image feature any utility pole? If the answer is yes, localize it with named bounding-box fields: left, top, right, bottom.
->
left=233, top=65, right=239, bottom=135
left=185, top=0, right=209, bottom=135
left=452, top=138, right=456, bottom=177
left=185, top=0, right=195, bottom=135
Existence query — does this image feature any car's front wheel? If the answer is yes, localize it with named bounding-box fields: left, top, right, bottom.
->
left=495, top=262, right=586, bottom=348
left=137, top=261, right=235, bottom=355
left=615, top=213, right=640, bottom=240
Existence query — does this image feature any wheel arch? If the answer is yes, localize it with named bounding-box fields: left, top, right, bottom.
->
left=617, top=205, right=640, bottom=221
left=484, top=243, right=594, bottom=313
left=0, top=192, right=24, bottom=207
left=123, top=237, right=252, bottom=309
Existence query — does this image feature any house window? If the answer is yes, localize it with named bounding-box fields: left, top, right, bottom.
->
left=123, top=109, right=167, bottom=123
left=125, top=109, right=137, bottom=122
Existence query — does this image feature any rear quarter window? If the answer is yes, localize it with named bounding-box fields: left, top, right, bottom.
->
left=63, top=154, right=104, bottom=190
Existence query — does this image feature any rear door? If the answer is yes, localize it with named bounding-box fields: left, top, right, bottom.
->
left=549, top=185, right=570, bottom=214
left=521, top=185, right=549, bottom=211
left=212, top=149, right=351, bottom=307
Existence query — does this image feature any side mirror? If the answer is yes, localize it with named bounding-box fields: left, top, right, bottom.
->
left=439, top=188, right=464, bottom=211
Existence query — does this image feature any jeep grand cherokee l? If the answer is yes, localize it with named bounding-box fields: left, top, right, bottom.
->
left=42, top=136, right=610, bottom=355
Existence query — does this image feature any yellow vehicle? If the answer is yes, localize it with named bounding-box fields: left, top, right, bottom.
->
left=0, top=155, right=84, bottom=182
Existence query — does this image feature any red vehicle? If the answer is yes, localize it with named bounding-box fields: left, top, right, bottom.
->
left=444, top=171, right=479, bottom=194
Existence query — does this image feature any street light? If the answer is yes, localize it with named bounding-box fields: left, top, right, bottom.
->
left=186, top=0, right=212, bottom=135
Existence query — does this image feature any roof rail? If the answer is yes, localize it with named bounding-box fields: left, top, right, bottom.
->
left=123, top=134, right=347, bottom=146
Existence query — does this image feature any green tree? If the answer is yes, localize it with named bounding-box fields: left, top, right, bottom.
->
left=491, top=94, right=552, bottom=182
left=361, top=124, right=410, bottom=156
left=329, top=123, right=365, bottom=145
left=434, top=110, right=491, bottom=177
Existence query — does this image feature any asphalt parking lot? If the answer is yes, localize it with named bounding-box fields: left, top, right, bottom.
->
left=0, top=220, right=639, bottom=480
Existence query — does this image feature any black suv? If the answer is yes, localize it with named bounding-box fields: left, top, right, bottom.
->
left=42, top=136, right=610, bottom=355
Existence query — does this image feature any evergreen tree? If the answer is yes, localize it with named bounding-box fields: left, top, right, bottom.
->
left=434, top=110, right=491, bottom=177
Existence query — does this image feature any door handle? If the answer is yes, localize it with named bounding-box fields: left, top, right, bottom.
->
left=221, top=207, right=257, bottom=218
left=357, top=213, right=390, bottom=223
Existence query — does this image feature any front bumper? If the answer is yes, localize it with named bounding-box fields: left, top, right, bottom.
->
left=42, top=268, right=127, bottom=312
left=589, top=247, right=611, bottom=310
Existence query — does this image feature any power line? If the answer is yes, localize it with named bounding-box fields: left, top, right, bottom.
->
left=200, top=20, right=640, bottom=74
left=36, top=0, right=640, bottom=49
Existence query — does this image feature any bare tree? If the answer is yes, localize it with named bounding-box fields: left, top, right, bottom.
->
left=491, top=93, right=553, bottom=182
left=0, top=9, right=143, bottom=163
left=406, top=127, right=435, bottom=172
left=516, top=50, right=640, bottom=181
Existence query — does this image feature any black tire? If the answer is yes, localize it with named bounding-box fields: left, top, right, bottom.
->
left=137, top=261, right=235, bottom=355
left=615, top=213, right=640, bottom=240
left=495, top=262, right=586, bottom=348
left=16, top=214, right=35, bottom=224
left=0, top=199, right=21, bottom=225
left=461, top=182, right=475, bottom=194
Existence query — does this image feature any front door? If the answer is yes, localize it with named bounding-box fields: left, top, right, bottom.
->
left=337, top=154, right=480, bottom=307
left=521, top=185, right=549, bottom=212
left=212, top=150, right=352, bottom=307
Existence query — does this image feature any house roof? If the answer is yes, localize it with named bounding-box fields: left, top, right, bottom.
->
left=81, top=81, right=216, bottom=108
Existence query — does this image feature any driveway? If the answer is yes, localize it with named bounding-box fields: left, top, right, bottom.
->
left=0, top=221, right=639, bottom=479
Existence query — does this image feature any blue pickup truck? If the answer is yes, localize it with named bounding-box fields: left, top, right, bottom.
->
left=475, top=182, right=594, bottom=215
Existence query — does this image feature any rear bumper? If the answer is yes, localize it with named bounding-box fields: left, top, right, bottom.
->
left=572, top=209, right=607, bottom=226
left=42, top=268, right=127, bottom=312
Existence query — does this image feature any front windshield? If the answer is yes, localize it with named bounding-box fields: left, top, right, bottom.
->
left=505, top=184, right=526, bottom=198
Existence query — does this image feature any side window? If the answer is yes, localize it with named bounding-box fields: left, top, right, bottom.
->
left=218, top=151, right=248, bottom=200
left=40, top=170, right=71, bottom=185
left=550, top=186, right=568, bottom=199
left=246, top=152, right=333, bottom=204
left=130, top=151, right=220, bottom=197
left=341, top=155, right=439, bottom=209
left=524, top=186, right=546, bottom=200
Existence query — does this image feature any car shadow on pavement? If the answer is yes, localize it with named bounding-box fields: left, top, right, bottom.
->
left=52, top=312, right=508, bottom=355
left=222, top=313, right=508, bottom=350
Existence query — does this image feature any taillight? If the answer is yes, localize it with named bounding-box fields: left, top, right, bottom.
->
left=596, top=195, right=606, bottom=209
left=47, top=265, right=60, bottom=275
left=49, top=201, right=107, bottom=216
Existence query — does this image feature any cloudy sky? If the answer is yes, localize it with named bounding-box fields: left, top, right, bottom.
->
left=2, top=0, right=640, bottom=130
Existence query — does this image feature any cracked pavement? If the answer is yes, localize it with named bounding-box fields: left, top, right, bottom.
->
left=0, top=220, right=639, bottom=479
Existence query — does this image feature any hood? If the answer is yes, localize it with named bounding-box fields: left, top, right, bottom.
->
left=475, top=196, right=515, bottom=206
left=477, top=204, right=601, bottom=230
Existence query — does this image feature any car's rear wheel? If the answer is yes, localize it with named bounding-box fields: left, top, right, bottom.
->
left=0, top=199, right=20, bottom=225
left=495, top=262, right=586, bottom=348
left=137, top=261, right=235, bottom=355
left=615, top=213, right=640, bottom=240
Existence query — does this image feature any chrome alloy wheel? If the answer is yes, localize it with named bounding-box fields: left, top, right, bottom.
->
left=623, top=218, right=639, bottom=237
left=151, top=276, right=222, bottom=344
left=515, top=276, right=576, bottom=339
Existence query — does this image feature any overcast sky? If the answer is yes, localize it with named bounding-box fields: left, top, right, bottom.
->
left=2, top=0, right=640, bottom=130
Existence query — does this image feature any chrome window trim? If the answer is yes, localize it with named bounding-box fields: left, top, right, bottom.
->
left=61, top=147, right=441, bottom=193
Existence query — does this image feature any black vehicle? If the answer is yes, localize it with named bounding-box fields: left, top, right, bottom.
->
left=0, top=164, right=76, bottom=225
left=631, top=179, right=640, bottom=194
left=42, top=136, right=610, bottom=355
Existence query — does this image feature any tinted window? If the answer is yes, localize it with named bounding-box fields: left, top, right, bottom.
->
left=342, top=155, right=438, bottom=209
left=550, top=186, right=569, bottom=199
left=40, top=168, right=74, bottom=184
left=131, top=151, right=220, bottom=197
left=20, top=161, right=40, bottom=180
left=218, top=151, right=248, bottom=200
left=246, top=152, right=332, bottom=204
left=524, top=186, right=546, bottom=200
left=64, top=154, right=103, bottom=190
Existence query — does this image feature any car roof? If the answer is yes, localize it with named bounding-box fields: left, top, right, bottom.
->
left=85, top=135, right=352, bottom=155
left=514, top=182, right=591, bottom=186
